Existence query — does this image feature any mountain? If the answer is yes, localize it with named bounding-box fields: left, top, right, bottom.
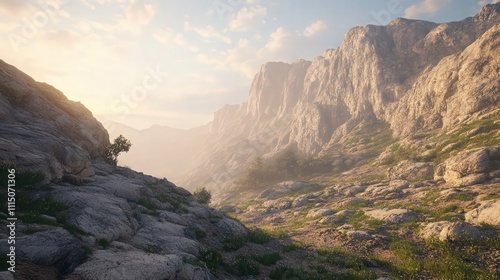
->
left=97, top=117, right=209, bottom=182
left=0, top=60, right=248, bottom=279
left=176, top=3, right=500, bottom=199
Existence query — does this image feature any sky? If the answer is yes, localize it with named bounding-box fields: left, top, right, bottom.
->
left=0, top=0, right=497, bottom=130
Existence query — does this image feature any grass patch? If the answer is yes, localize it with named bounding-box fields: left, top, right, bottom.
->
left=195, top=229, right=207, bottom=239
left=317, top=247, right=369, bottom=270
left=480, top=194, right=500, bottom=201
left=97, top=238, right=110, bottom=249
left=382, top=237, right=500, bottom=279
left=269, top=266, right=377, bottom=280
left=222, top=235, right=247, bottom=251
left=138, top=198, right=156, bottom=210
left=63, top=224, right=87, bottom=235
left=282, top=243, right=302, bottom=253
left=248, top=228, right=274, bottom=244
left=226, top=255, right=259, bottom=277
left=252, top=252, right=281, bottom=266
left=144, top=245, right=161, bottom=254
left=199, top=249, right=224, bottom=276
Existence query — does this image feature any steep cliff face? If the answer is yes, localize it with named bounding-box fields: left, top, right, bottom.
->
left=179, top=4, right=500, bottom=194
left=0, top=60, right=109, bottom=181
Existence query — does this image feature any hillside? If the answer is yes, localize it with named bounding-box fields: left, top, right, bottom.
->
left=175, top=4, right=500, bottom=201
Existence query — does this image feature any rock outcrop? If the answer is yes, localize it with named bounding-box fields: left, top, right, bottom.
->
left=178, top=4, right=500, bottom=195
left=0, top=61, right=248, bottom=279
left=0, top=60, right=109, bottom=182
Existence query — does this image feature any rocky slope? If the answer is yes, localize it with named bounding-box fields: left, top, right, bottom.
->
left=0, top=59, right=109, bottom=182
left=0, top=61, right=250, bottom=279
left=177, top=4, right=500, bottom=198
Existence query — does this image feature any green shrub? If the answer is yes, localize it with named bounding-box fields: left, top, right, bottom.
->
left=195, top=229, right=207, bottom=239
left=193, top=187, right=211, bottom=204
left=199, top=249, right=224, bottom=276
left=222, top=235, right=247, bottom=251
left=252, top=252, right=281, bottom=266
left=98, top=238, right=110, bottom=249
left=144, top=245, right=161, bottom=254
left=104, top=135, right=132, bottom=166
left=248, top=228, right=273, bottom=244
left=228, top=256, right=259, bottom=276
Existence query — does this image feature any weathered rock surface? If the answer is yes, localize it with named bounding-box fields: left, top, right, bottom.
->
left=177, top=4, right=500, bottom=195
left=389, top=161, right=434, bottom=181
left=439, top=222, right=484, bottom=242
left=365, top=209, right=415, bottom=224
left=443, top=147, right=500, bottom=186
left=0, top=60, right=109, bottom=181
left=72, top=250, right=213, bottom=280
left=465, top=199, right=500, bottom=227
left=0, top=228, right=86, bottom=274
left=258, top=181, right=321, bottom=199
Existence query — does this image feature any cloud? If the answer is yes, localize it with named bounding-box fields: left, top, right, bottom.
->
left=303, top=20, right=327, bottom=37
left=153, top=27, right=199, bottom=53
left=229, top=5, right=266, bottom=32
left=184, top=22, right=231, bottom=44
left=0, top=0, right=34, bottom=16
left=403, top=0, right=452, bottom=18
left=117, top=0, right=156, bottom=34
left=262, top=27, right=290, bottom=52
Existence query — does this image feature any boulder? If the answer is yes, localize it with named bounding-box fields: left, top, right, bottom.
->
left=51, top=188, right=139, bottom=241
left=346, top=230, right=372, bottom=240
left=443, top=147, right=500, bottom=186
left=215, top=218, right=248, bottom=237
left=365, top=209, right=415, bottom=224
left=439, top=222, right=484, bottom=242
left=306, top=208, right=335, bottom=218
left=465, top=199, right=500, bottom=227
left=421, top=221, right=452, bottom=240
left=0, top=228, right=86, bottom=274
left=71, top=250, right=213, bottom=280
left=389, top=160, right=435, bottom=181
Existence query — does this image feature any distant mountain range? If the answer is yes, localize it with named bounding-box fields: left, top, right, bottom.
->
left=102, top=4, right=500, bottom=200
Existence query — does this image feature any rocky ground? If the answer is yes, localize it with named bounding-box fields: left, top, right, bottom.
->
left=0, top=160, right=250, bottom=280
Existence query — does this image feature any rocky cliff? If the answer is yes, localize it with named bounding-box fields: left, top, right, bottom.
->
left=178, top=4, right=500, bottom=196
left=0, top=61, right=249, bottom=279
left=0, top=60, right=109, bottom=182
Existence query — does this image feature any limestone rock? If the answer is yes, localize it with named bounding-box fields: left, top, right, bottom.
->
left=306, top=208, right=335, bottom=218
left=0, top=228, right=86, bottom=274
left=71, top=250, right=213, bottom=280
left=465, top=199, right=500, bottom=227
left=421, top=221, right=452, bottom=240
left=365, top=209, right=415, bottom=224
left=215, top=218, right=248, bottom=237
left=389, top=161, right=434, bottom=181
left=51, top=188, right=139, bottom=241
left=0, top=60, right=109, bottom=182
left=443, top=147, right=500, bottom=186
left=439, top=222, right=484, bottom=242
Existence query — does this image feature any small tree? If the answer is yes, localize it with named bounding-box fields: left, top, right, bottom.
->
left=104, top=135, right=132, bottom=166
left=193, top=187, right=211, bottom=205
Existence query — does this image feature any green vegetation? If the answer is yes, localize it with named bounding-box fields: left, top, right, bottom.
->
left=193, top=187, right=211, bottom=205
left=195, top=229, right=207, bottom=239
left=17, top=194, right=67, bottom=225
left=138, top=198, right=156, bottom=210
left=0, top=255, right=9, bottom=271
left=222, top=235, right=247, bottom=251
left=269, top=266, right=377, bottom=280
left=104, top=134, right=132, bottom=166
left=144, top=245, right=161, bottom=254
left=282, top=243, right=301, bottom=253
left=199, top=249, right=224, bottom=276
left=252, top=252, right=281, bottom=266
left=317, top=247, right=369, bottom=270
left=63, top=224, right=87, bottom=235
left=227, top=255, right=259, bottom=277
left=97, top=238, right=110, bottom=249
left=380, top=237, right=500, bottom=279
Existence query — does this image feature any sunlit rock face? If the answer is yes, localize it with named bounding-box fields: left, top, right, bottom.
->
left=0, top=60, right=109, bottom=182
left=179, top=4, right=500, bottom=195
